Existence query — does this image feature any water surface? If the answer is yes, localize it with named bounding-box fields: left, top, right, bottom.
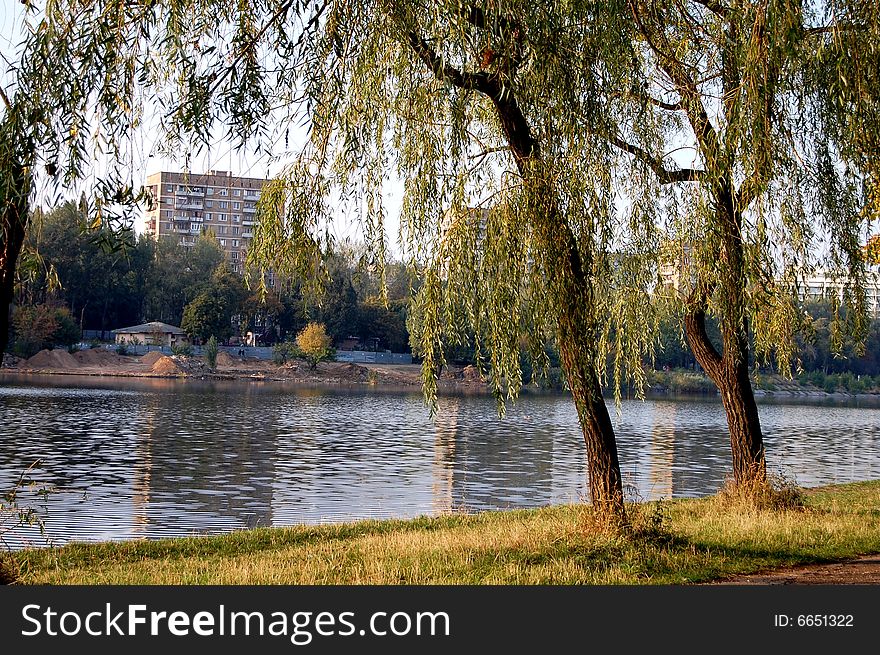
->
left=1, top=373, right=878, bottom=547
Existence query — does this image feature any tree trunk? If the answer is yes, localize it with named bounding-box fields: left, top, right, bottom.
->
left=683, top=186, right=766, bottom=486
left=0, top=158, right=30, bottom=358
left=490, top=96, right=626, bottom=520
left=684, top=307, right=766, bottom=484
left=406, top=28, right=626, bottom=522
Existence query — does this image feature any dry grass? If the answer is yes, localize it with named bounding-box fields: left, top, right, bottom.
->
left=5, top=480, right=880, bottom=585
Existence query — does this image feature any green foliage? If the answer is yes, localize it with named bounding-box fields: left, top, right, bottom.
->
left=11, top=304, right=80, bottom=357
left=115, top=344, right=128, bottom=356
left=272, top=341, right=301, bottom=366
left=171, top=343, right=193, bottom=357
left=204, top=336, right=219, bottom=370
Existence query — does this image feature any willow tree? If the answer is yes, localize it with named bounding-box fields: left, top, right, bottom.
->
left=581, top=0, right=880, bottom=487
left=244, top=1, right=658, bottom=521
left=19, top=0, right=668, bottom=522
left=0, top=104, right=34, bottom=358
left=0, top=0, right=149, bottom=357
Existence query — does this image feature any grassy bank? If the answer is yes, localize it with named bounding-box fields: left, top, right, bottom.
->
left=4, top=480, right=880, bottom=585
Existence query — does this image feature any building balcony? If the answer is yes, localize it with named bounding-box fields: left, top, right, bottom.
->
left=189, top=227, right=201, bottom=234
left=242, top=231, right=254, bottom=238
left=243, top=205, right=257, bottom=213
left=176, top=201, right=204, bottom=210
left=173, top=214, right=191, bottom=222
left=179, top=187, right=205, bottom=196
left=242, top=220, right=255, bottom=226
left=244, top=193, right=259, bottom=201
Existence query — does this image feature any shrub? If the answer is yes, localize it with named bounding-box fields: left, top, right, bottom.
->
left=204, top=336, right=219, bottom=370
left=116, top=344, right=128, bottom=356
left=171, top=343, right=194, bottom=357
left=273, top=341, right=300, bottom=365
left=296, top=322, right=334, bottom=370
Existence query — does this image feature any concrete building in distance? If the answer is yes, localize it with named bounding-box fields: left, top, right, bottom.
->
left=143, top=170, right=268, bottom=274
left=114, top=322, right=189, bottom=347
left=798, top=269, right=880, bottom=316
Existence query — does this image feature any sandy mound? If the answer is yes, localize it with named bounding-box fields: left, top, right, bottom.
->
left=25, top=349, right=80, bottom=370
left=140, top=351, right=165, bottom=367
left=151, top=355, right=185, bottom=375
left=74, top=347, right=128, bottom=367
left=461, top=365, right=483, bottom=383
left=215, top=351, right=236, bottom=367
left=326, top=362, right=371, bottom=382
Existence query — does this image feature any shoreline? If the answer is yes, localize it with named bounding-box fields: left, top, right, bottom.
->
left=4, top=480, right=879, bottom=585
left=3, top=349, right=880, bottom=401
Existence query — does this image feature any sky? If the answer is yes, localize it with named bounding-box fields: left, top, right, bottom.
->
left=0, top=2, right=400, bottom=251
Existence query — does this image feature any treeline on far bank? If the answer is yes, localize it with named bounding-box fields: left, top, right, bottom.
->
left=7, top=202, right=880, bottom=394
left=9, top=202, right=413, bottom=358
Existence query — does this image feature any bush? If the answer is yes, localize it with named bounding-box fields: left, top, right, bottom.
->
left=204, top=336, right=219, bottom=369
left=11, top=304, right=81, bottom=357
left=273, top=341, right=300, bottom=365
left=116, top=344, right=128, bottom=356
left=296, top=322, right=334, bottom=369
left=171, top=343, right=194, bottom=357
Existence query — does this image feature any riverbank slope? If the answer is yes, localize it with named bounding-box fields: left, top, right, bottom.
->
left=4, top=348, right=879, bottom=399
left=4, top=480, right=879, bottom=585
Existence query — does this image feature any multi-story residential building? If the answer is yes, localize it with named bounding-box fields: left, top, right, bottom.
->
left=658, top=258, right=880, bottom=317
left=143, top=170, right=268, bottom=276
left=798, top=269, right=880, bottom=316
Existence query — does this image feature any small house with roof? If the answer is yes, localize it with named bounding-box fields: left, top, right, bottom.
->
left=113, top=322, right=189, bottom=347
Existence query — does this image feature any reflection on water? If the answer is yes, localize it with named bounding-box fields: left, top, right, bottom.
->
left=1, top=373, right=879, bottom=547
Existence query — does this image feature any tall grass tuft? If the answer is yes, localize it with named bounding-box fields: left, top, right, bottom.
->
left=710, top=472, right=806, bottom=513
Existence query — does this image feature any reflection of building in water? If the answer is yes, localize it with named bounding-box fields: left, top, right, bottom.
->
left=431, top=399, right=460, bottom=514
left=131, top=395, right=159, bottom=536
left=648, top=402, right=676, bottom=499
left=136, top=381, right=278, bottom=535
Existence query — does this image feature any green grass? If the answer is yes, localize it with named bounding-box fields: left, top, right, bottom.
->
left=4, top=480, right=880, bottom=585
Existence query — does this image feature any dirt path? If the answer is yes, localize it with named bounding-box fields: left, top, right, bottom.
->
left=709, top=555, right=880, bottom=585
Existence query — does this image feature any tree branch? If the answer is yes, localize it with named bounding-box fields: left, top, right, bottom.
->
left=406, top=32, right=494, bottom=95
left=629, top=2, right=723, bottom=169
left=609, top=134, right=704, bottom=184
left=689, top=0, right=730, bottom=19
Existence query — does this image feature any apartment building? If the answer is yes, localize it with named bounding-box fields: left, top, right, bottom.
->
left=143, top=170, right=268, bottom=275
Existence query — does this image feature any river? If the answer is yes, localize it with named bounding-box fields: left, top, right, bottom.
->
left=1, top=373, right=878, bottom=548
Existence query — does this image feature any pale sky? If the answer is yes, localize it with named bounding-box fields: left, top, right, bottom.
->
left=0, top=2, right=400, bottom=253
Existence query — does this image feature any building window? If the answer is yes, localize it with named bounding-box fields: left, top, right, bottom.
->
left=165, top=184, right=173, bottom=192
left=232, top=226, right=240, bottom=235
left=219, top=188, right=228, bottom=196
left=233, top=189, right=241, bottom=196
left=206, top=187, right=213, bottom=195
left=205, top=213, right=212, bottom=221
left=162, top=210, right=172, bottom=218
left=205, top=200, right=213, bottom=208
left=219, top=201, right=228, bottom=209
left=233, top=202, right=240, bottom=209
left=233, top=239, right=239, bottom=247
left=231, top=251, right=239, bottom=260
left=218, top=213, right=227, bottom=221
left=219, top=225, right=228, bottom=235
left=233, top=215, right=241, bottom=223
left=163, top=197, right=173, bottom=205
left=219, top=239, right=226, bottom=247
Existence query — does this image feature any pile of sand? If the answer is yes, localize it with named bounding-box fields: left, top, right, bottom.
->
left=331, top=362, right=371, bottom=382
left=140, top=351, right=165, bottom=367
left=73, top=347, right=128, bottom=367
left=24, top=349, right=80, bottom=370
left=150, top=355, right=185, bottom=375
left=215, top=351, right=236, bottom=367
left=461, top=365, right=483, bottom=383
